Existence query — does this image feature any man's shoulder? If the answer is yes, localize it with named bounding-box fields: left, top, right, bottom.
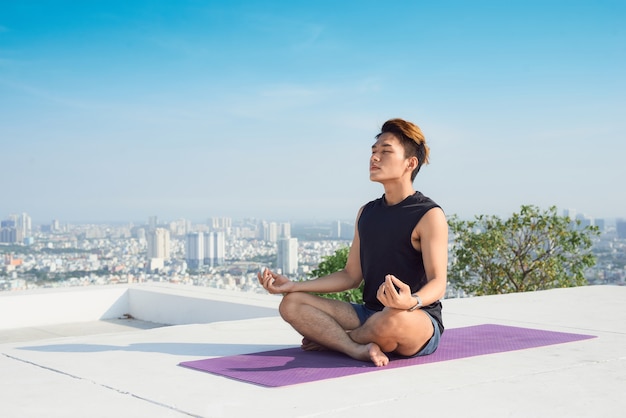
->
left=404, top=192, right=441, bottom=214
left=363, top=195, right=385, bottom=208
left=414, top=205, right=448, bottom=234
left=411, top=191, right=439, bottom=206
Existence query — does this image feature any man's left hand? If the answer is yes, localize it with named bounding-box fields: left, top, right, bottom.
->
left=376, top=274, right=414, bottom=310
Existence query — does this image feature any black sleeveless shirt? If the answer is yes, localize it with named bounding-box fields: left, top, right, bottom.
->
left=358, top=191, right=444, bottom=333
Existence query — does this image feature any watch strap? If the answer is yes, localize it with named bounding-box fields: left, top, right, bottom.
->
left=408, top=294, right=422, bottom=311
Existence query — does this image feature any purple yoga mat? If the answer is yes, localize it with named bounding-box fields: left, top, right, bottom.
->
left=179, top=324, right=595, bottom=387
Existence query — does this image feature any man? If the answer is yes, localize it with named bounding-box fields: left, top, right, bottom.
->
left=258, top=118, right=448, bottom=366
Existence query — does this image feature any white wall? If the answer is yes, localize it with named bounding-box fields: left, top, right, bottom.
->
left=0, top=287, right=129, bottom=330
left=0, top=285, right=280, bottom=329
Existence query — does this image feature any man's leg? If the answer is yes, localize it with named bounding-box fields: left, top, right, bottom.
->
left=349, top=307, right=435, bottom=357
left=279, top=292, right=390, bottom=366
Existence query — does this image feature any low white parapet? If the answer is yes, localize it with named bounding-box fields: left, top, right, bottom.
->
left=0, top=284, right=281, bottom=330
left=0, top=286, right=129, bottom=330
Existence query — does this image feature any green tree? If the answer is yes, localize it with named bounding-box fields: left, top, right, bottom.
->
left=308, top=246, right=364, bottom=303
left=448, top=205, right=599, bottom=296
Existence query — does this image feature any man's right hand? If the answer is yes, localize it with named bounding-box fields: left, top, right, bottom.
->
left=257, top=268, right=295, bottom=294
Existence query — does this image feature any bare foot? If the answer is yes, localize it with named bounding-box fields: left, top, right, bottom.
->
left=301, top=338, right=328, bottom=351
left=351, top=342, right=389, bottom=366
left=367, top=343, right=389, bottom=367
left=300, top=336, right=389, bottom=367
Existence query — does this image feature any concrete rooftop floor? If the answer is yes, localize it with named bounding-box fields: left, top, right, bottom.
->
left=1, top=285, right=625, bottom=418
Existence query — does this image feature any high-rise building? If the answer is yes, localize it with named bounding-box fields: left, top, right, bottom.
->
left=204, top=232, right=214, bottom=267
left=594, top=218, right=605, bottom=232
left=332, top=221, right=341, bottom=239
left=0, top=218, right=20, bottom=244
left=147, top=228, right=170, bottom=260
left=18, top=213, right=31, bottom=239
left=617, top=220, right=626, bottom=240
left=210, top=217, right=232, bottom=230
left=277, top=237, right=298, bottom=275
left=203, top=231, right=225, bottom=267
left=575, top=214, right=592, bottom=230
left=170, top=219, right=190, bottom=236
left=279, top=222, right=291, bottom=239
left=185, top=232, right=204, bottom=269
left=563, top=209, right=576, bottom=220
left=0, top=224, right=17, bottom=243
left=340, top=221, right=355, bottom=240
left=214, top=231, right=225, bottom=266
left=261, top=221, right=278, bottom=242
left=0, top=220, right=15, bottom=228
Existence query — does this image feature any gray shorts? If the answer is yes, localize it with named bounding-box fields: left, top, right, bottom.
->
left=351, top=303, right=441, bottom=357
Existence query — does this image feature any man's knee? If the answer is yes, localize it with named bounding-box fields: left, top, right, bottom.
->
left=364, top=313, right=392, bottom=336
left=279, top=292, right=306, bottom=322
left=364, top=310, right=406, bottom=338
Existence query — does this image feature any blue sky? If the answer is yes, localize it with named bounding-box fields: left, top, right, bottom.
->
left=1, top=0, right=624, bottom=224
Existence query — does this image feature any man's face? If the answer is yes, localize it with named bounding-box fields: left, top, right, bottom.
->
left=369, top=132, right=410, bottom=183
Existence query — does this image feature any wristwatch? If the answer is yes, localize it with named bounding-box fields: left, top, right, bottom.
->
left=408, top=294, right=423, bottom=312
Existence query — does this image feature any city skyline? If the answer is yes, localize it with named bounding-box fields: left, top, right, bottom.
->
left=0, top=208, right=621, bottom=229
left=1, top=1, right=625, bottom=223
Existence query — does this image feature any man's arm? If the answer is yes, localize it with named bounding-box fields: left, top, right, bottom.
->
left=412, top=207, right=448, bottom=305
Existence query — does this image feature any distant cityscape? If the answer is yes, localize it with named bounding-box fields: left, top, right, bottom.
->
left=1, top=210, right=625, bottom=295
left=0, top=213, right=354, bottom=294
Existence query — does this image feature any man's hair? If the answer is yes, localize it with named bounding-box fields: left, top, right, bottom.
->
left=377, top=118, right=430, bottom=181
